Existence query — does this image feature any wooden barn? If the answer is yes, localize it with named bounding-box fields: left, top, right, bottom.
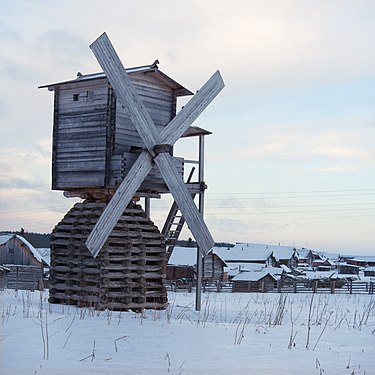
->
left=232, top=271, right=278, bottom=293
left=203, top=249, right=227, bottom=281
left=0, top=234, right=48, bottom=290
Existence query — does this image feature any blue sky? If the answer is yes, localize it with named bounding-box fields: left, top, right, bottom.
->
left=0, top=0, right=374, bottom=254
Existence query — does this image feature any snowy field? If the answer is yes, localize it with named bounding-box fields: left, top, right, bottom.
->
left=1, top=289, right=374, bottom=374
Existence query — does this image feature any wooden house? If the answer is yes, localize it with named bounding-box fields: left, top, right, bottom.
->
left=364, top=266, right=375, bottom=277
left=167, top=246, right=196, bottom=282
left=337, top=263, right=360, bottom=275
left=203, top=250, right=227, bottom=281
left=0, top=234, right=48, bottom=290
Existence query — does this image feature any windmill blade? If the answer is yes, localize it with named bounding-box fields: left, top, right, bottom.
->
left=160, top=70, right=224, bottom=145
left=155, top=153, right=215, bottom=255
left=90, top=32, right=160, bottom=152
left=85, top=151, right=154, bottom=257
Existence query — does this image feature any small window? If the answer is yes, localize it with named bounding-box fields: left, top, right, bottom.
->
left=87, top=90, right=94, bottom=101
left=73, top=94, right=79, bottom=101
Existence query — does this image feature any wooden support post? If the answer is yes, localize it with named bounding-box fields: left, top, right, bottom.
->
left=349, top=280, right=353, bottom=294
left=293, top=280, right=297, bottom=293
left=195, top=135, right=208, bottom=311
left=144, top=197, right=150, bottom=218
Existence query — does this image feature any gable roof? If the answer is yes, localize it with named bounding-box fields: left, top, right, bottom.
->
left=232, top=271, right=278, bottom=282
left=39, top=63, right=193, bottom=96
left=0, top=234, right=49, bottom=266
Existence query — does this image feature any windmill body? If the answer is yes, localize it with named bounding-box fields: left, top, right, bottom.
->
left=40, top=33, right=224, bottom=310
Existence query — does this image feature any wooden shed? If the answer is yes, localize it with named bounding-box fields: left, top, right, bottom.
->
left=232, top=271, right=278, bottom=293
left=39, top=63, right=194, bottom=197
left=0, top=234, right=48, bottom=290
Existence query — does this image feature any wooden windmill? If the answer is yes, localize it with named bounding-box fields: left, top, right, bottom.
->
left=40, top=33, right=224, bottom=311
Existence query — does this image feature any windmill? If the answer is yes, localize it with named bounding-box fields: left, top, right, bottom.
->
left=41, top=33, right=224, bottom=311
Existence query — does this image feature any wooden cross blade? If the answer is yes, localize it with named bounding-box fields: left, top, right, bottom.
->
left=90, top=32, right=160, bottom=152
left=155, top=153, right=215, bottom=255
left=85, top=151, right=154, bottom=257
left=160, top=70, right=225, bottom=145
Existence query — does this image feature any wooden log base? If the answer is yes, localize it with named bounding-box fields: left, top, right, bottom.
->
left=49, top=199, right=167, bottom=311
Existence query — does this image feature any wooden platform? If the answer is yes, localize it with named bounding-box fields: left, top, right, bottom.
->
left=49, top=200, right=167, bottom=311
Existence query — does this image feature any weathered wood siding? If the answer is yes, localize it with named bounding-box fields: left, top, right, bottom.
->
left=52, top=71, right=179, bottom=192
left=52, top=78, right=110, bottom=189
left=5, top=265, right=44, bottom=291
left=203, top=253, right=225, bottom=280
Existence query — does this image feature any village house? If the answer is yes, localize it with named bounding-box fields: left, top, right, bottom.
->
left=0, top=233, right=49, bottom=290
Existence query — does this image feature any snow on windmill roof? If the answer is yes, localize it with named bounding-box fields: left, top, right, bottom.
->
left=168, top=246, right=197, bottom=267
left=0, top=234, right=49, bottom=266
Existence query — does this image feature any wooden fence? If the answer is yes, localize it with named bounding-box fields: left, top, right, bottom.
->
left=4, top=265, right=45, bottom=291
left=167, top=279, right=375, bottom=295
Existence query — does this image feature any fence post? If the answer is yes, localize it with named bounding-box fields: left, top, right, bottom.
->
left=349, top=280, right=352, bottom=294
left=277, top=279, right=281, bottom=293
left=293, top=280, right=297, bottom=293
left=369, top=281, right=373, bottom=295
left=313, top=280, right=318, bottom=293
left=216, top=280, right=221, bottom=293
left=261, top=281, right=265, bottom=293
left=330, top=280, right=335, bottom=294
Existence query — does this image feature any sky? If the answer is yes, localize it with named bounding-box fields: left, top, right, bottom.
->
left=0, top=0, right=374, bottom=255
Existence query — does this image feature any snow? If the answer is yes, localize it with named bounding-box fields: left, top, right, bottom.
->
left=232, top=271, right=277, bottom=282
left=168, top=246, right=197, bottom=266
left=1, top=289, right=374, bottom=374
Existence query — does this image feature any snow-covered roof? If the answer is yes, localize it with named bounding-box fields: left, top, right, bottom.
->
left=232, top=271, right=277, bottom=282
left=364, top=266, right=375, bottom=272
left=212, top=244, right=272, bottom=263
left=168, top=246, right=197, bottom=267
left=302, top=271, right=336, bottom=280
left=0, top=234, right=49, bottom=265
left=225, top=262, right=263, bottom=277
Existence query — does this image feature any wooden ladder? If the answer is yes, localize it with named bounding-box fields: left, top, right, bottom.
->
left=162, top=168, right=196, bottom=257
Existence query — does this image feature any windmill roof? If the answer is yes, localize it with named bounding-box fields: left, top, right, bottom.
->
left=38, top=63, right=193, bottom=96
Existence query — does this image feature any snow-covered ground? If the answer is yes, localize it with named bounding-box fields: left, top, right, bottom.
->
left=1, top=289, right=374, bottom=374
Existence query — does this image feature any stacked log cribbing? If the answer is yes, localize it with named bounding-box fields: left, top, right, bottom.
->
left=49, top=200, right=167, bottom=311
